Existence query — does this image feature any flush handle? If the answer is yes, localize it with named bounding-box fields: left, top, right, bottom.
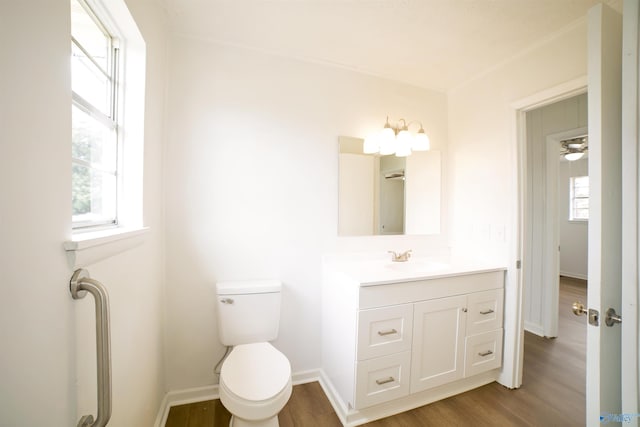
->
left=220, top=298, right=234, bottom=304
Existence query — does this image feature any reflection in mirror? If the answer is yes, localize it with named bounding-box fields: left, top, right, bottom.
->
left=379, top=156, right=405, bottom=234
left=338, top=136, right=441, bottom=236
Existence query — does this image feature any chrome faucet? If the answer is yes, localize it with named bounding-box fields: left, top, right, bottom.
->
left=389, top=250, right=412, bottom=262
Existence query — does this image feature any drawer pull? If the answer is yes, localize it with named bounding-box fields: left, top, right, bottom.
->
left=375, top=376, right=395, bottom=385
left=480, top=309, right=495, bottom=315
left=377, top=329, right=398, bottom=336
left=478, top=350, right=494, bottom=357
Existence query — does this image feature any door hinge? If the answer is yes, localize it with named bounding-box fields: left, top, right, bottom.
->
left=516, top=260, right=522, bottom=269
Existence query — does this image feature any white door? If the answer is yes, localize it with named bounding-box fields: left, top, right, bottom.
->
left=586, top=4, right=623, bottom=425
left=621, top=0, right=640, bottom=423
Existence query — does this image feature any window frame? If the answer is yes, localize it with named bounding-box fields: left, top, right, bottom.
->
left=71, top=0, right=123, bottom=231
left=569, top=175, right=589, bottom=222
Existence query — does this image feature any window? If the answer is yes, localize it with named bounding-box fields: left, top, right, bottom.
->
left=71, top=0, right=120, bottom=229
left=570, top=175, right=589, bottom=221
left=66, top=0, right=147, bottom=265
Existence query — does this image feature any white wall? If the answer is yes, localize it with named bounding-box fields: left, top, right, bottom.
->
left=524, top=94, right=588, bottom=334
left=0, top=1, right=168, bottom=425
left=164, top=35, right=449, bottom=391
left=559, top=158, right=589, bottom=279
left=406, top=151, right=442, bottom=235
left=448, top=18, right=589, bottom=386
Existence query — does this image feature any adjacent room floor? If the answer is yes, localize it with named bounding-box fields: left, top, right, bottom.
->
left=165, top=276, right=587, bottom=427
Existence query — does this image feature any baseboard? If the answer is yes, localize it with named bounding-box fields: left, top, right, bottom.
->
left=291, top=369, right=322, bottom=386
left=153, top=369, right=324, bottom=427
left=524, top=320, right=545, bottom=337
left=560, top=272, right=588, bottom=281
left=317, top=370, right=349, bottom=425
left=153, top=392, right=170, bottom=427
left=153, top=383, right=220, bottom=427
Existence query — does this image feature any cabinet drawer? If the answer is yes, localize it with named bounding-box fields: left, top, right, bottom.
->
left=466, top=289, right=503, bottom=335
left=357, top=303, right=413, bottom=360
left=464, top=329, right=503, bottom=377
left=354, top=351, right=411, bottom=409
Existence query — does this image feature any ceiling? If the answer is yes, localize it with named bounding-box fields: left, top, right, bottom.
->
left=159, top=0, right=622, bottom=92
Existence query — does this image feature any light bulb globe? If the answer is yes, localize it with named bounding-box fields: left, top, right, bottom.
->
left=363, top=134, right=379, bottom=154
left=413, top=131, right=430, bottom=151
left=564, top=151, right=585, bottom=161
left=395, top=129, right=413, bottom=157
left=379, top=127, right=396, bottom=155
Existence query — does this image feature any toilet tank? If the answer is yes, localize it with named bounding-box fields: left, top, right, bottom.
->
left=216, top=280, right=282, bottom=346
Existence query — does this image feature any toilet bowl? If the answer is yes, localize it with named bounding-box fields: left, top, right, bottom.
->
left=219, top=342, right=292, bottom=427
left=216, top=280, right=291, bottom=426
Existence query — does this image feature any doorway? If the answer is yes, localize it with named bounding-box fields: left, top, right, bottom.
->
left=519, top=92, right=589, bottom=421
left=523, top=93, right=588, bottom=338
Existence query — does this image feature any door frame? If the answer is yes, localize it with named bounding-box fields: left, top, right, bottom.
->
left=508, top=76, right=587, bottom=388
left=621, top=0, right=639, bottom=421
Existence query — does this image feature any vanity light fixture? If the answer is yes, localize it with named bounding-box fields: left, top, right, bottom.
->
left=560, top=136, right=588, bottom=161
left=363, top=116, right=430, bottom=157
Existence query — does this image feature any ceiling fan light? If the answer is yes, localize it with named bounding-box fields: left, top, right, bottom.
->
left=565, top=151, right=585, bottom=161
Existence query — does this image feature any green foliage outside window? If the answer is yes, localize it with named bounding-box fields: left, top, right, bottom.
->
left=72, top=126, right=92, bottom=215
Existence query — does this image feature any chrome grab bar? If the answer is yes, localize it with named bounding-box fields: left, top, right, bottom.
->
left=70, top=269, right=112, bottom=427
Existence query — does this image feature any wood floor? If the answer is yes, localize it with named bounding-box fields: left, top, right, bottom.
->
left=165, top=277, right=587, bottom=427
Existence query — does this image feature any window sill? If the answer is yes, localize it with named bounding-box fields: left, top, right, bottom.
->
left=64, top=226, right=150, bottom=268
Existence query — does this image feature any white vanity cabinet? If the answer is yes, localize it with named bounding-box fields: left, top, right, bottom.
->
left=321, top=266, right=505, bottom=425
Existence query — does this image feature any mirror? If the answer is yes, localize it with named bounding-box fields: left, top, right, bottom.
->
left=338, top=136, right=441, bottom=236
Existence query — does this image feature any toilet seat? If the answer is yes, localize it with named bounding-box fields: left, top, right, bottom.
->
left=221, top=342, right=291, bottom=401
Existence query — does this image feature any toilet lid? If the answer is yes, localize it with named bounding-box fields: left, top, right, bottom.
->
left=221, top=342, right=291, bottom=401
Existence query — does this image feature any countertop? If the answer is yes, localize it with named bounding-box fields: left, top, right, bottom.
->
left=325, top=255, right=508, bottom=286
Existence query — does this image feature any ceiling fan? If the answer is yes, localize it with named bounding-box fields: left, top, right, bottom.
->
left=560, top=136, right=588, bottom=161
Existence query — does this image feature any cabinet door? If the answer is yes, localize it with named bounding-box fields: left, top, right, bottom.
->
left=357, top=303, right=413, bottom=360
left=410, top=295, right=467, bottom=393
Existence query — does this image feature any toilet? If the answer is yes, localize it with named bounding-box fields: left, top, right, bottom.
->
left=216, top=280, right=292, bottom=427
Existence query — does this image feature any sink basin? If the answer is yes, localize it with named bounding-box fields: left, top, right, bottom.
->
left=385, top=260, right=449, bottom=274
